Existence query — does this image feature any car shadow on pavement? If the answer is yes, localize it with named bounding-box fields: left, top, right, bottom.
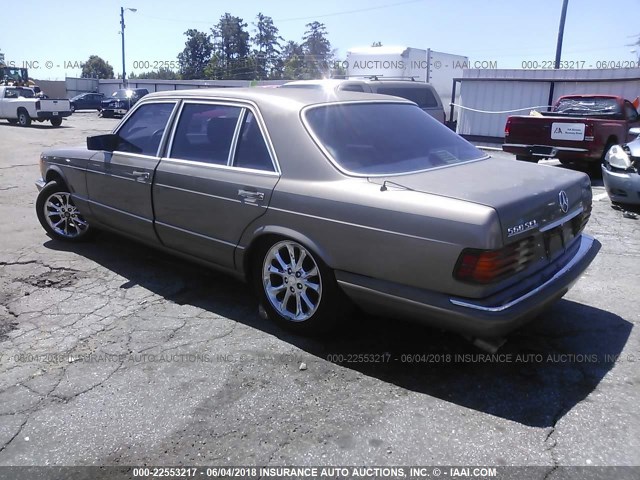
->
left=44, top=233, right=632, bottom=429
left=1, top=123, right=71, bottom=129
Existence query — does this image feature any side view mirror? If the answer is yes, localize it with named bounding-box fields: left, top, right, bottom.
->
left=87, top=133, right=119, bottom=151
left=629, top=127, right=640, bottom=137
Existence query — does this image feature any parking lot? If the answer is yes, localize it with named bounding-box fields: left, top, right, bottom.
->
left=0, top=113, right=638, bottom=469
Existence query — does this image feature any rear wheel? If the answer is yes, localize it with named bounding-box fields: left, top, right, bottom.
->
left=50, top=118, right=62, bottom=127
left=17, top=110, right=31, bottom=127
left=36, top=181, right=94, bottom=242
left=70, top=104, right=76, bottom=113
left=253, top=238, right=348, bottom=334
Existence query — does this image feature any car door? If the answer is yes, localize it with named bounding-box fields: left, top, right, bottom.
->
left=88, top=94, right=99, bottom=109
left=85, top=101, right=177, bottom=243
left=2, top=88, right=18, bottom=116
left=153, top=101, right=280, bottom=269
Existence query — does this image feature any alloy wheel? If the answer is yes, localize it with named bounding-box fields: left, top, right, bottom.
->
left=43, top=192, right=89, bottom=238
left=262, top=241, right=323, bottom=322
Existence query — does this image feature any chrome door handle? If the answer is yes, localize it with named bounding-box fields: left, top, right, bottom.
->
left=238, top=189, right=265, bottom=201
left=132, top=171, right=150, bottom=181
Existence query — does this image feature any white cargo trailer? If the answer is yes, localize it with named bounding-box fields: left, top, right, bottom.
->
left=345, top=46, right=468, bottom=120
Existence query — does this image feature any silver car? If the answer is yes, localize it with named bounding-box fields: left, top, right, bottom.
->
left=35, top=88, right=600, bottom=339
left=602, top=128, right=640, bottom=205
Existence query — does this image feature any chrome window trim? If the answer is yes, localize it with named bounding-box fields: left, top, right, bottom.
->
left=165, top=99, right=280, bottom=174
left=157, top=156, right=280, bottom=177
left=227, top=108, right=247, bottom=166
left=300, top=100, right=489, bottom=178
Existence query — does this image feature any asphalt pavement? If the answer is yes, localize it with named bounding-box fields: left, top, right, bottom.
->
left=0, top=113, right=638, bottom=473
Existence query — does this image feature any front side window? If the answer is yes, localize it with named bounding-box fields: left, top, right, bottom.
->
left=305, top=103, right=485, bottom=175
left=170, top=104, right=242, bottom=165
left=115, top=102, right=176, bottom=156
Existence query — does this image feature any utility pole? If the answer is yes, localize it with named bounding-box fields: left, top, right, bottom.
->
left=548, top=0, right=569, bottom=110
left=120, top=7, right=137, bottom=87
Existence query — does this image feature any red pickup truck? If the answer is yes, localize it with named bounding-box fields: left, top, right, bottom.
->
left=503, top=95, right=640, bottom=166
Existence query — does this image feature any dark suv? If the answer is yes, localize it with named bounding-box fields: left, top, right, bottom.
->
left=101, top=88, right=149, bottom=117
left=70, top=92, right=105, bottom=112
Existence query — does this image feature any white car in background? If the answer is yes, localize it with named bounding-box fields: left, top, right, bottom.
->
left=280, top=78, right=446, bottom=123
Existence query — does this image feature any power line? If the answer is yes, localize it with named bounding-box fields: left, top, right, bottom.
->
left=135, top=0, right=424, bottom=26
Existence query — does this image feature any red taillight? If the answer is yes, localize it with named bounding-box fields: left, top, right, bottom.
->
left=454, top=237, right=535, bottom=284
left=504, top=118, right=512, bottom=137
left=584, top=122, right=594, bottom=141
left=35, top=100, right=41, bottom=110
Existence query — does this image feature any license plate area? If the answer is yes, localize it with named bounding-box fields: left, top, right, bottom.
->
left=543, top=221, right=577, bottom=260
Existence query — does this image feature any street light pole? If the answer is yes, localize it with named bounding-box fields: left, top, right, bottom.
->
left=547, top=0, right=569, bottom=111
left=120, top=7, right=137, bottom=87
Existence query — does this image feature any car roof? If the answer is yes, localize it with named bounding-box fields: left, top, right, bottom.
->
left=145, top=87, right=415, bottom=110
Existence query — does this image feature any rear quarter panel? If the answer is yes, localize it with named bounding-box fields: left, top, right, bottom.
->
left=240, top=177, right=502, bottom=299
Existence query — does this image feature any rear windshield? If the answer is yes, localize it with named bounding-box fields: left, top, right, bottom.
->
left=305, top=103, right=485, bottom=175
left=554, top=97, right=621, bottom=116
left=376, top=87, right=439, bottom=108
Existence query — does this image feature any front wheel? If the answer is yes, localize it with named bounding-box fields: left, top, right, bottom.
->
left=50, top=118, right=62, bottom=127
left=36, top=181, right=94, bottom=242
left=254, top=238, right=348, bottom=334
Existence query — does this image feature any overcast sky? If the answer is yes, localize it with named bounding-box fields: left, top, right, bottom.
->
left=3, top=0, right=640, bottom=80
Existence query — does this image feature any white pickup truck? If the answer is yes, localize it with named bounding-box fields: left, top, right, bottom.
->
left=0, top=86, right=72, bottom=127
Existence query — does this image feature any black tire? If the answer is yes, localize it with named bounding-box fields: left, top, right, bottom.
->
left=50, top=118, right=62, bottom=127
left=253, top=237, right=350, bottom=334
left=36, top=181, right=95, bottom=242
left=70, top=104, right=76, bottom=113
left=7, top=118, right=18, bottom=125
left=17, top=109, right=31, bottom=127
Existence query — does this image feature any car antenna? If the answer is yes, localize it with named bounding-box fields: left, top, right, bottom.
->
left=378, top=180, right=415, bottom=192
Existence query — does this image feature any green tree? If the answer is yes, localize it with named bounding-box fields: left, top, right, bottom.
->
left=281, top=41, right=304, bottom=80
left=301, top=21, right=332, bottom=79
left=209, top=13, right=252, bottom=79
left=129, top=67, right=180, bottom=80
left=252, top=13, right=283, bottom=80
left=177, top=29, right=213, bottom=80
left=81, top=55, right=114, bottom=79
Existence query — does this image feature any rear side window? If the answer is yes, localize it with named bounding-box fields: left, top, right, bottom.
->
left=376, top=87, right=439, bottom=108
left=170, top=104, right=242, bottom=164
left=305, top=103, right=484, bottom=175
left=116, top=102, right=176, bottom=156
left=232, top=112, right=274, bottom=171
